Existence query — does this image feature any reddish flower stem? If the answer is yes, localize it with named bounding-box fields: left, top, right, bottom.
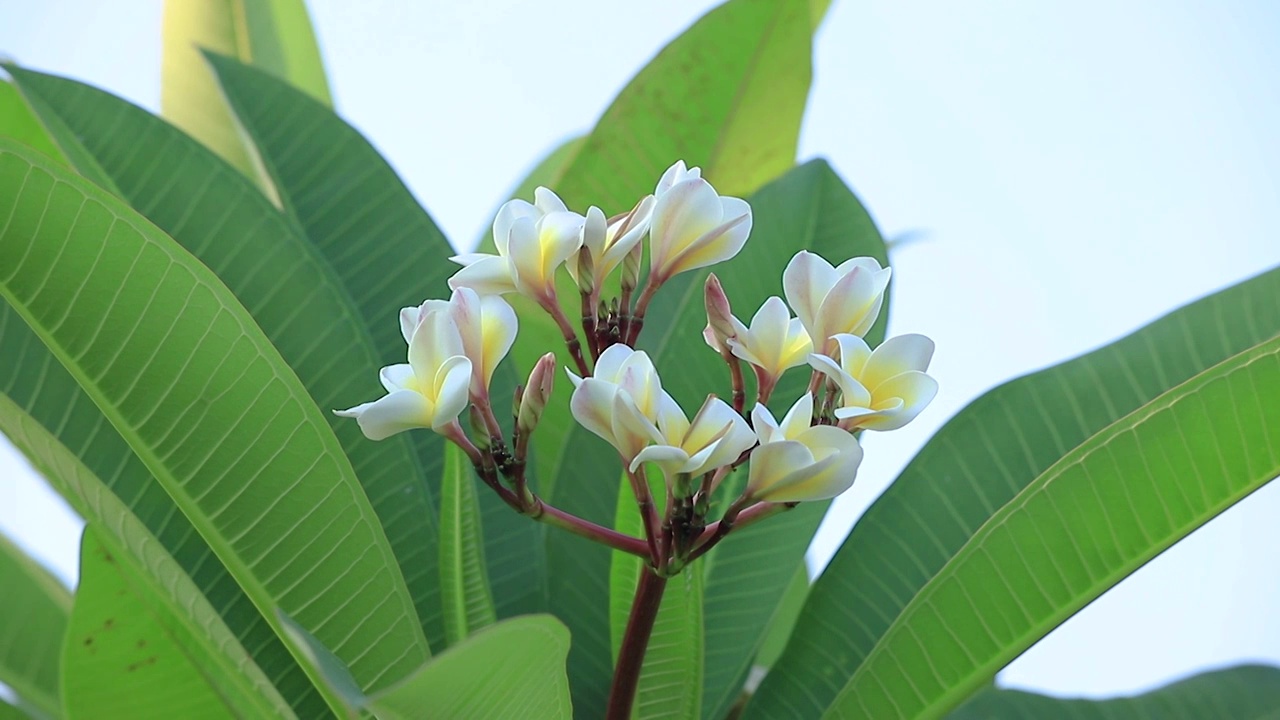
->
left=605, top=568, right=668, bottom=720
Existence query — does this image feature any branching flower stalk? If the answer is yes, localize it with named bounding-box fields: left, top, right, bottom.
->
left=336, top=160, right=939, bottom=719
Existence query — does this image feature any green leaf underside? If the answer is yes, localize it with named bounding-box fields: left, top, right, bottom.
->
left=751, top=266, right=1280, bottom=719
left=204, top=53, right=547, bottom=623
left=825, top=335, right=1280, bottom=719
left=161, top=0, right=330, bottom=185
left=440, top=444, right=497, bottom=645
left=368, top=616, right=574, bottom=720
left=0, top=141, right=428, bottom=712
left=948, top=665, right=1280, bottom=720
left=9, top=64, right=448, bottom=655
left=609, top=472, right=705, bottom=720
left=0, top=533, right=69, bottom=718
left=64, top=528, right=274, bottom=719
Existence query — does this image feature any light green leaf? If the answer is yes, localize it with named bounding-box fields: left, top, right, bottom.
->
left=368, top=616, right=573, bottom=720
left=0, top=141, right=428, bottom=711
left=754, top=564, right=810, bottom=671
left=0, top=80, right=65, bottom=165
left=948, top=665, right=1280, bottom=720
left=8, top=62, right=447, bottom=653
left=281, top=615, right=573, bottom=720
left=750, top=265, right=1280, bottom=719
left=608, top=473, right=704, bottom=720
left=824, top=335, right=1280, bottom=719
left=63, top=528, right=293, bottom=719
left=0, top=391, right=295, bottom=719
left=0, top=698, right=29, bottom=720
left=440, top=444, right=497, bottom=645
left=204, top=53, right=547, bottom=622
left=0, top=533, right=69, bottom=718
left=161, top=0, right=330, bottom=184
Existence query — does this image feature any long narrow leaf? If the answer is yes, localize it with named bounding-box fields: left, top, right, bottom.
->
left=750, top=265, right=1280, bottom=718
left=0, top=533, right=69, bottom=718
left=439, top=444, right=497, bottom=645
left=948, top=665, right=1280, bottom=720
left=0, top=141, right=428, bottom=711
left=824, top=335, right=1280, bottom=718
left=9, top=63, right=447, bottom=652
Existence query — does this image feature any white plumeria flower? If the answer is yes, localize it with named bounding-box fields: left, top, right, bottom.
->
left=782, top=250, right=892, bottom=354
left=449, top=186, right=585, bottom=304
left=655, top=160, right=702, bottom=196
left=569, top=197, right=655, bottom=293
left=336, top=308, right=472, bottom=440
left=402, top=287, right=517, bottom=399
left=808, top=333, right=938, bottom=431
left=568, top=344, right=755, bottom=478
left=648, top=165, right=752, bottom=282
left=744, top=394, right=864, bottom=502
left=722, top=296, right=813, bottom=400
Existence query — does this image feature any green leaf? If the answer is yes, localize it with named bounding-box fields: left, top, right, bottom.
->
left=0, top=533, right=69, bottom=718
left=9, top=62, right=447, bottom=652
left=282, top=615, right=574, bottom=720
left=825, top=335, right=1280, bottom=719
left=63, top=528, right=294, bottom=719
left=750, top=265, right=1280, bottom=719
left=548, top=160, right=889, bottom=715
left=0, top=141, right=428, bottom=709
left=0, top=387, right=296, bottom=718
left=0, top=80, right=65, bottom=165
left=0, top=699, right=29, bottom=720
left=161, top=0, right=330, bottom=184
left=440, top=444, right=497, bottom=645
left=368, top=616, right=573, bottom=720
left=204, top=53, right=547, bottom=621
left=948, top=665, right=1280, bottom=720
left=608, top=474, right=704, bottom=720
left=754, top=564, right=809, bottom=671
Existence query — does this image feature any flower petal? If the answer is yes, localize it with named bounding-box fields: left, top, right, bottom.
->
left=650, top=178, right=725, bottom=277
left=570, top=378, right=620, bottom=448
left=778, top=393, right=814, bottom=439
left=860, top=371, right=938, bottom=431
left=431, top=356, right=473, bottom=430
left=448, top=255, right=517, bottom=295
left=862, top=334, right=936, bottom=391
left=664, top=209, right=751, bottom=276
left=783, top=251, right=839, bottom=338
left=533, top=186, right=568, bottom=215
left=379, top=363, right=415, bottom=393
left=408, top=310, right=464, bottom=387
left=493, top=199, right=538, bottom=255
left=335, top=390, right=432, bottom=441
left=631, top=444, right=690, bottom=475
left=593, top=344, right=635, bottom=384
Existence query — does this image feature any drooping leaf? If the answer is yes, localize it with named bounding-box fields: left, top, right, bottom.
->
left=0, top=388, right=296, bottom=719
left=440, top=444, right=497, bottom=645
left=824, top=335, right=1280, bottom=719
left=63, top=528, right=296, bottom=720
left=282, top=614, right=574, bottom=720
left=0, top=141, right=428, bottom=712
left=948, top=665, right=1280, bottom=720
left=161, top=0, right=330, bottom=184
left=750, top=265, right=1280, bottom=719
left=0, top=533, right=69, bottom=718
left=204, top=53, right=547, bottom=621
left=548, top=160, right=889, bottom=714
left=608, top=473, right=704, bottom=720
left=8, top=63, right=448, bottom=652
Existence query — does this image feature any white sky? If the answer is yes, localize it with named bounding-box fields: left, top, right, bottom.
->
left=1, top=0, right=1278, bottom=702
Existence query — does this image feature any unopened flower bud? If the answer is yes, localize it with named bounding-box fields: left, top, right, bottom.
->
left=512, top=384, right=525, bottom=423
left=468, top=405, right=491, bottom=453
left=517, top=353, right=557, bottom=436
left=703, top=273, right=736, bottom=354
left=621, top=237, right=643, bottom=293
left=576, top=246, right=596, bottom=296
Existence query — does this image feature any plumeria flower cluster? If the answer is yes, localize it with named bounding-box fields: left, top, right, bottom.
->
left=336, top=160, right=937, bottom=575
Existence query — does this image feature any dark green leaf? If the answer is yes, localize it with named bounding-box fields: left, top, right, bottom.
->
left=440, top=444, right=497, bottom=644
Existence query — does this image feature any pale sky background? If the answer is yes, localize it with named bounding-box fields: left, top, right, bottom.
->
left=2, top=0, right=1279, bottom=703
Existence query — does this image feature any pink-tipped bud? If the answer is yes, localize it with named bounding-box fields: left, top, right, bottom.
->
left=703, top=273, right=736, bottom=353
left=517, top=353, right=557, bottom=436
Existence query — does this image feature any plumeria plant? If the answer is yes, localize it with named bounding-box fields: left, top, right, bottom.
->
left=1, top=1, right=1279, bottom=719
left=334, top=165, right=937, bottom=715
